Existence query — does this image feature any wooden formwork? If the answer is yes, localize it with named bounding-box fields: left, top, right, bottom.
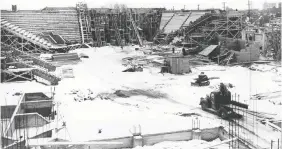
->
left=89, top=8, right=162, bottom=46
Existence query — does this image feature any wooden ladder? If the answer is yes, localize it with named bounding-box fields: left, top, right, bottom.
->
left=77, top=3, right=92, bottom=43
left=129, top=9, right=143, bottom=46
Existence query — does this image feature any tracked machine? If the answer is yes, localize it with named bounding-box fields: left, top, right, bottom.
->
left=199, top=83, right=248, bottom=119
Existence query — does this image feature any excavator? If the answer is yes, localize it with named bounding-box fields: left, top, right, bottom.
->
left=199, top=83, right=248, bottom=119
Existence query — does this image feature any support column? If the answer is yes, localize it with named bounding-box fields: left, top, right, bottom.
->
left=192, top=116, right=201, bottom=140
left=133, top=135, right=143, bottom=147
left=131, top=124, right=143, bottom=147
left=192, top=129, right=201, bottom=140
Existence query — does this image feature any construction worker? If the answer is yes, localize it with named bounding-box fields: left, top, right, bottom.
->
left=219, top=83, right=228, bottom=96
left=182, top=48, right=186, bottom=56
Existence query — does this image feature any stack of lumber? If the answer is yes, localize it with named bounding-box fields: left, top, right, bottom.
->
left=52, top=53, right=80, bottom=61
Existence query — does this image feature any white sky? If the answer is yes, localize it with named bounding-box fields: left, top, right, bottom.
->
left=0, top=0, right=280, bottom=10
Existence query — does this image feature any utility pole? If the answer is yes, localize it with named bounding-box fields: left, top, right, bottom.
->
left=198, top=4, right=200, bottom=10
left=184, top=5, right=185, bottom=10
left=247, top=0, right=251, bottom=20
left=223, top=2, right=226, bottom=11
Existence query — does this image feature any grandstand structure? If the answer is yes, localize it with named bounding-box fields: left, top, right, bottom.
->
left=154, top=10, right=244, bottom=47
left=183, top=10, right=243, bottom=47
left=154, top=10, right=210, bottom=44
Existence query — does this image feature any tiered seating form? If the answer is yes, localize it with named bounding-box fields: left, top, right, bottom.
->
left=182, top=12, right=207, bottom=27
left=184, top=13, right=213, bottom=35
left=1, top=19, right=53, bottom=49
left=1, top=8, right=81, bottom=43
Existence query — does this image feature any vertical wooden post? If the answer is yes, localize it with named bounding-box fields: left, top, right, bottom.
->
left=132, top=124, right=143, bottom=147
left=271, top=140, right=273, bottom=149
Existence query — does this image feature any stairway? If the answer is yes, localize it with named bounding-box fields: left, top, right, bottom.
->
left=1, top=19, right=53, bottom=50
left=129, top=9, right=143, bottom=46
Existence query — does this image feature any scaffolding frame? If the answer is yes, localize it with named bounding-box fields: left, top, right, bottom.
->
left=184, top=12, right=243, bottom=47
left=1, top=25, right=51, bottom=54
left=89, top=8, right=162, bottom=46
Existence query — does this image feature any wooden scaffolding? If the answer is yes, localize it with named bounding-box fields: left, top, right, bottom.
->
left=89, top=8, right=162, bottom=46
left=184, top=11, right=243, bottom=47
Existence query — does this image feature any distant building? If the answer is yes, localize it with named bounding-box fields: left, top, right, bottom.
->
left=263, top=2, right=276, bottom=10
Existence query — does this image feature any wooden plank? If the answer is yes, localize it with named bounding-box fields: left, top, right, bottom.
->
left=264, top=120, right=281, bottom=131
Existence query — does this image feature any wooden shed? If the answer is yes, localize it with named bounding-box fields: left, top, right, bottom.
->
left=167, top=56, right=191, bottom=74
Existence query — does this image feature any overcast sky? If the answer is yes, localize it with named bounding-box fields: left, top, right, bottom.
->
left=0, top=0, right=280, bottom=10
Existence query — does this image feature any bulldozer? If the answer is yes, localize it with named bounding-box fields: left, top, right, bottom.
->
left=199, top=83, right=248, bottom=119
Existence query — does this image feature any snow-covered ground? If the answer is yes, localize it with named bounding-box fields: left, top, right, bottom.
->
left=0, top=46, right=281, bottom=148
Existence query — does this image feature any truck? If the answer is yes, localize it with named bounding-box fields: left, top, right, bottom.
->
left=199, top=84, right=248, bottom=119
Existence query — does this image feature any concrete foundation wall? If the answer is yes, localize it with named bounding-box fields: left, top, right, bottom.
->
left=89, top=127, right=221, bottom=149
left=1, top=106, right=16, bottom=119
left=21, top=100, right=53, bottom=109
left=24, top=92, right=51, bottom=101
left=89, top=136, right=133, bottom=148
left=143, top=130, right=193, bottom=145
left=14, top=113, right=49, bottom=129
left=4, top=93, right=53, bottom=137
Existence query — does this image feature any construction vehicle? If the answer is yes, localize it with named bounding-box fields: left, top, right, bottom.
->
left=199, top=83, right=248, bottom=119
left=191, top=72, right=210, bottom=86
left=191, top=79, right=210, bottom=86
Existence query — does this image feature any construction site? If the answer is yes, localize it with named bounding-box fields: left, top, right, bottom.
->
left=0, top=1, right=281, bottom=149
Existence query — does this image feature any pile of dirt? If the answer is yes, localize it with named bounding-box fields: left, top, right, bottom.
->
left=114, top=89, right=167, bottom=99
left=74, top=89, right=168, bottom=102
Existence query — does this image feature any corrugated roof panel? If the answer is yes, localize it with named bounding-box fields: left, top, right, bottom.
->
left=199, top=45, right=218, bottom=56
